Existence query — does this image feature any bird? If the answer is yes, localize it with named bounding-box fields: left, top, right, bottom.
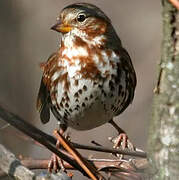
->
left=36, top=3, right=137, bottom=172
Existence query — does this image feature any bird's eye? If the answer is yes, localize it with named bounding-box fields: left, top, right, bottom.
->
left=77, top=13, right=86, bottom=22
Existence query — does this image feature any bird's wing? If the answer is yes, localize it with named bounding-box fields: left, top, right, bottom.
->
left=116, top=48, right=137, bottom=115
left=36, top=52, right=58, bottom=124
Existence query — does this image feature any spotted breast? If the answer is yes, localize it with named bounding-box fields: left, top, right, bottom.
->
left=37, top=3, right=136, bottom=131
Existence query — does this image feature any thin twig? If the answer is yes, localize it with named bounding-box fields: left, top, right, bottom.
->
left=20, top=132, right=147, bottom=158
left=73, top=142, right=147, bottom=158
left=54, top=130, right=105, bottom=180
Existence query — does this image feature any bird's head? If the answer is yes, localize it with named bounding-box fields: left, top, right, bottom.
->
left=51, top=3, right=111, bottom=36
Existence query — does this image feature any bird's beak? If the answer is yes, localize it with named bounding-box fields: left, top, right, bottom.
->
left=51, top=21, right=72, bottom=33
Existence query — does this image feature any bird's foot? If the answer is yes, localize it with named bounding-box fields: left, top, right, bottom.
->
left=108, top=120, right=135, bottom=152
left=109, top=133, right=135, bottom=157
left=48, top=153, right=66, bottom=173
left=48, top=133, right=71, bottom=173
left=113, top=133, right=134, bottom=150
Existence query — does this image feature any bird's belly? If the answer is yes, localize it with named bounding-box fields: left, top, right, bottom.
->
left=52, top=74, right=126, bottom=130
left=68, top=99, right=111, bottom=130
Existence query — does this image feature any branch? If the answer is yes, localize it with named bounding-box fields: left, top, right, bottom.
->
left=0, top=104, right=87, bottom=176
left=0, top=144, right=71, bottom=180
left=0, top=104, right=149, bottom=179
left=0, top=155, right=149, bottom=180
left=0, top=104, right=146, bottom=158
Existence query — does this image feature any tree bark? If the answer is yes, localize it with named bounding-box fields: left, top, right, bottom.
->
left=0, top=144, right=71, bottom=180
left=148, top=0, right=179, bottom=179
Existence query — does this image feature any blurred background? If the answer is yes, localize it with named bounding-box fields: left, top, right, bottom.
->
left=0, top=0, right=161, bottom=179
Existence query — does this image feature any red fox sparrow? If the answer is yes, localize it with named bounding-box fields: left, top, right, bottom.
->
left=37, top=3, right=136, bottom=171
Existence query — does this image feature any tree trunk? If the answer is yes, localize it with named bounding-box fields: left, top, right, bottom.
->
left=148, top=0, right=179, bottom=179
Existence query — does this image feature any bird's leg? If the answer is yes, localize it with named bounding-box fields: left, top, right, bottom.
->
left=48, top=125, right=67, bottom=173
left=109, top=119, right=135, bottom=150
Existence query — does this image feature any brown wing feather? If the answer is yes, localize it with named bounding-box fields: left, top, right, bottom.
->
left=116, top=48, right=137, bottom=115
left=36, top=79, right=50, bottom=124
left=36, top=52, right=58, bottom=124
